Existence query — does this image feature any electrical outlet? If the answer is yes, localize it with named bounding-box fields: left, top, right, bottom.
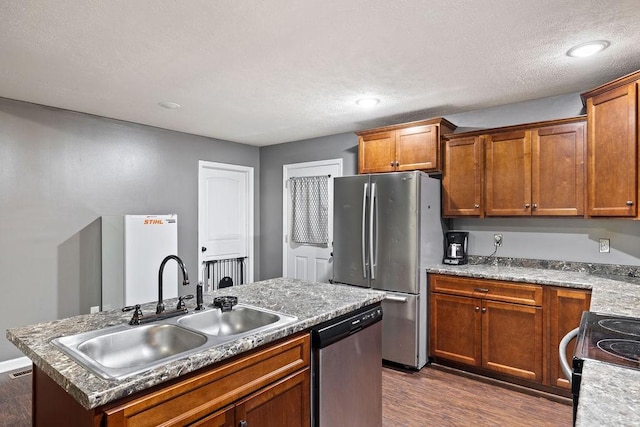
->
left=90, top=306, right=100, bottom=314
left=599, top=238, right=610, bottom=253
left=494, top=234, right=503, bottom=247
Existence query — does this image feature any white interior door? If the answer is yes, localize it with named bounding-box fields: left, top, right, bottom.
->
left=283, top=159, right=342, bottom=282
left=198, top=161, right=254, bottom=283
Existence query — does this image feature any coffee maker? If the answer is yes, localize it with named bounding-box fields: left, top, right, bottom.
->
left=443, top=231, right=469, bottom=265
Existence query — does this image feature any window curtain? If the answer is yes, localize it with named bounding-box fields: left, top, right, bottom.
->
left=290, top=175, right=329, bottom=245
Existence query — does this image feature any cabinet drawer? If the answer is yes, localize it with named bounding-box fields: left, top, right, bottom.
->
left=103, top=333, right=310, bottom=427
left=429, top=274, right=543, bottom=306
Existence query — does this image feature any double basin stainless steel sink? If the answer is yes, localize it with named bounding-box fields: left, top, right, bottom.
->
left=51, top=304, right=298, bottom=380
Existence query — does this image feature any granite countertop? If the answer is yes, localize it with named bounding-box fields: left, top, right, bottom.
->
left=6, top=277, right=385, bottom=410
left=427, top=263, right=640, bottom=427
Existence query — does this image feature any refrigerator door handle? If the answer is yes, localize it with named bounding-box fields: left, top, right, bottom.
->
left=384, top=294, right=408, bottom=303
left=362, top=182, right=368, bottom=278
left=369, top=182, right=377, bottom=280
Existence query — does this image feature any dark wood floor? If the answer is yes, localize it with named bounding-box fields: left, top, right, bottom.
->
left=0, top=369, right=31, bottom=427
left=0, top=365, right=571, bottom=426
left=382, top=365, right=572, bottom=426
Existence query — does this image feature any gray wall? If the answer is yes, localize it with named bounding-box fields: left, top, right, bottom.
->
left=1, top=97, right=260, bottom=361
left=259, top=132, right=359, bottom=279
left=258, top=92, right=640, bottom=281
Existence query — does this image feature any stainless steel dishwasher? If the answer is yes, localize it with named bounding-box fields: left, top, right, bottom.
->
left=311, top=304, right=383, bottom=427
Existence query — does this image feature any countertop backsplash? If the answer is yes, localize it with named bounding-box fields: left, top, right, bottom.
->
left=467, top=255, right=640, bottom=278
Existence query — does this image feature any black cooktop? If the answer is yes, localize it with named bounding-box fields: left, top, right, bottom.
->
left=574, top=312, right=640, bottom=370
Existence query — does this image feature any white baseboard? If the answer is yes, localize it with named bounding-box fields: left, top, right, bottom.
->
left=0, top=356, right=31, bottom=373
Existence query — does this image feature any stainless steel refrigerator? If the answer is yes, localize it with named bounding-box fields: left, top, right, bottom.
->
left=332, top=171, right=444, bottom=369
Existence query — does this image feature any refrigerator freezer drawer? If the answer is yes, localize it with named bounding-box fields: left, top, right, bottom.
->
left=381, top=291, right=427, bottom=369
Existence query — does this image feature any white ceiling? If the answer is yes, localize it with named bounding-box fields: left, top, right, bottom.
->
left=2, top=1, right=640, bottom=147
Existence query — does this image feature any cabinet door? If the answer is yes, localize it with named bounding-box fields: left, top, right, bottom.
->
left=532, top=122, right=586, bottom=216
left=547, top=288, right=591, bottom=390
left=586, top=82, right=638, bottom=217
left=430, top=293, right=481, bottom=366
left=395, top=125, right=439, bottom=172
left=358, top=131, right=396, bottom=174
left=235, top=369, right=310, bottom=427
left=485, top=131, right=532, bottom=216
left=442, top=136, right=483, bottom=216
left=482, top=300, right=543, bottom=382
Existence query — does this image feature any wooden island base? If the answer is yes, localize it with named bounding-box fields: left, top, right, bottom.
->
left=33, top=333, right=310, bottom=427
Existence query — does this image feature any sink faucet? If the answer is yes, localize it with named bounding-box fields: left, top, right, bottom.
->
left=157, top=255, right=190, bottom=314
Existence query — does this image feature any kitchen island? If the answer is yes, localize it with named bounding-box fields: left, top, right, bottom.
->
left=427, top=263, right=640, bottom=427
left=6, top=277, right=385, bottom=425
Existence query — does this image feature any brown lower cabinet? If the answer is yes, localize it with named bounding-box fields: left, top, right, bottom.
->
left=33, top=333, right=311, bottom=427
left=546, top=287, right=592, bottom=390
left=429, top=274, right=590, bottom=396
left=429, top=275, right=543, bottom=382
left=189, top=370, right=309, bottom=427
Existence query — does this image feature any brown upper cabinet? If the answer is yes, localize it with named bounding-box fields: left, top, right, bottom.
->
left=442, top=135, right=483, bottom=216
left=581, top=70, right=640, bottom=218
left=443, top=118, right=586, bottom=217
left=357, top=118, right=456, bottom=174
left=484, top=129, right=533, bottom=216
left=485, top=121, right=586, bottom=217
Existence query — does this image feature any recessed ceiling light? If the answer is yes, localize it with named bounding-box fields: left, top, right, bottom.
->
left=567, top=40, right=610, bottom=58
left=158, top=101, right=181, bottom=109
left=356, top=98, right=380, bottom=107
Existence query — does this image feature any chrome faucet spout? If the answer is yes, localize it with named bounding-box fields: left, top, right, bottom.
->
left=157, top=255, right=190, bottom=314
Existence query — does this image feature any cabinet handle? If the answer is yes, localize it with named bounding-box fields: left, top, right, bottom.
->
left=390, top=162, right=394, bottom=166
left=474, top=204, right=480, bottom=209
left=475, top=306, right=480, bottom=312
left=395, top=161, right=400, bottom=166
left=239, top=421, right=248, bottom=427
left=474, top=288, right=489, bottom=293
left=525, top=204, right=530, bottom=209
left=532, top=203, right=537, bottom=209
left=627, top=201, right=634, bottom=206
left=481, top=307, right=487, bottom=313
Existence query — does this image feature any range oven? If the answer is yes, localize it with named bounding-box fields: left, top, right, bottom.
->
left=570, top=311, right=640, bottom=424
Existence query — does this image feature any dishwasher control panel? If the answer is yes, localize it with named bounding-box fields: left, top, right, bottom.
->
left=311, top=304, right=383, bottom=349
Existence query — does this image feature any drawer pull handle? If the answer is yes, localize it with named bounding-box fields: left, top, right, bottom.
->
left=474, top=288, right=489, bottom=293
left=627, top=201, right=634, bottom=206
